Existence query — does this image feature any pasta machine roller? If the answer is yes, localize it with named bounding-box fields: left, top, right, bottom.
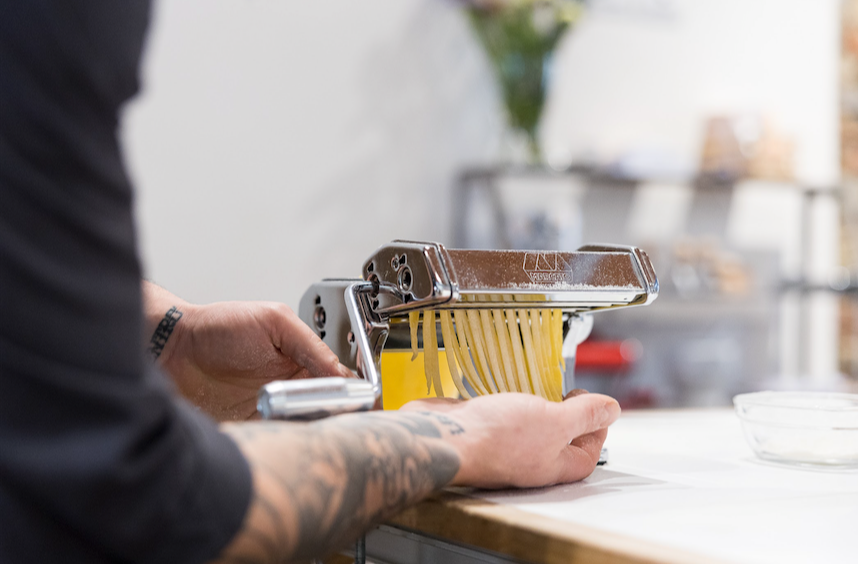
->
left=258, top=240, right=658, bottom=420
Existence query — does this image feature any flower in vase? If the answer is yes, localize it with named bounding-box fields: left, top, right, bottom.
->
left=463, top=0, right=585, bottom=163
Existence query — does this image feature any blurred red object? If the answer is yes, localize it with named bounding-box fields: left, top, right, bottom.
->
left=575, top=339, right=642, bottom=372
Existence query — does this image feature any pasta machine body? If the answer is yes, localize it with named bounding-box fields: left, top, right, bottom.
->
left=258, top=240, right=658, bottom=420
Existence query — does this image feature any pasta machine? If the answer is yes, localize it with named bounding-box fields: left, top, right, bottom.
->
left=258, top=240, right=658, bottom=420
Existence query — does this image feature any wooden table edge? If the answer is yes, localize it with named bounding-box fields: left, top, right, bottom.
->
left=387, top=490, right=716, bottom=564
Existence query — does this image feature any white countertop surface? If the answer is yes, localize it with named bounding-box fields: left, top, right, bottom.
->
left=476, top=409, right=858, bottom=563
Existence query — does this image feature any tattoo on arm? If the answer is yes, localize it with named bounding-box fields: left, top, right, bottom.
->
left=220, top=412, right=462, bottom=562
left=147, top=305, right=182, bottom=361
left=418, top=411, right=466, bottom=435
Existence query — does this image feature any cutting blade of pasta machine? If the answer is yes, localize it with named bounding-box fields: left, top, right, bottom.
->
left=258, top=240, right=658, bottom=420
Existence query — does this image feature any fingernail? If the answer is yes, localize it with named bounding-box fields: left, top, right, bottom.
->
left=563, top=388, right=589, bottom=400
left=600, top=399, right=621, bottom=426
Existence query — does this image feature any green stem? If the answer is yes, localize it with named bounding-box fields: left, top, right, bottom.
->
left=527, top=132, right=542, bottom=164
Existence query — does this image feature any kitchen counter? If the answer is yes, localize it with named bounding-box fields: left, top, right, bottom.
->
left=368, top=409, right=858, bottom=563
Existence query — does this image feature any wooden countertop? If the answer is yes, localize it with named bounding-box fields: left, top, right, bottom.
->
left=389, top=490, right=708, bottom=563
left=385, top=409, right=858, bottom=563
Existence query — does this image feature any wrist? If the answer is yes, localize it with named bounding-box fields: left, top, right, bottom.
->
left=415, top=410, right=478, bottom=487
left=142, top=281, right=194, bottom=366
left=396, top=401, right=479, bottom=487
left=447, top=436, right=481, bottom=487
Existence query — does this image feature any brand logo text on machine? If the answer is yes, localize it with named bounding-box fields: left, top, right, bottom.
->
left=522, top=252, right=573, bottom=284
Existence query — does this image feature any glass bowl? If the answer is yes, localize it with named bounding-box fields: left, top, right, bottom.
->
left=733, top=391, right=858, bottom=468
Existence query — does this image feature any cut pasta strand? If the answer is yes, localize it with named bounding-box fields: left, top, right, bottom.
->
left=505, top=308, right=533, bottom=394
left=492, top=309, right=517, bottom=393
left=534, top=310, right=561, bottom=401
left=550, top=310, right=566, bottom=393
left=422, top=309, right=444, bottom=397
left=464, top=310, right=499, bottom=394
left=517, top=309, right=545, bottom=398
left=479, top=310, right=508, bottom=393
left=452, top=310, right=489, bottom=396
left=552, top=310, right=566, bottom=371
left=439, top=310, right=471, bottom=399
left=409, top=311, right=420, bottom=361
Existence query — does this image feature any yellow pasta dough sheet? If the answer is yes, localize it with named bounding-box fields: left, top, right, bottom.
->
left=379, top=350, right=461, bottom=410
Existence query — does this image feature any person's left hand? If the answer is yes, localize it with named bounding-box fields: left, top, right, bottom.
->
left=143, top=282, right=353, bottom=421
left=397, top=390, right=618, bottom=488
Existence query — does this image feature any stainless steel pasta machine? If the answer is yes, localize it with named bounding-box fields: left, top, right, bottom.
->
left=258, top=240, right=658, bottom=420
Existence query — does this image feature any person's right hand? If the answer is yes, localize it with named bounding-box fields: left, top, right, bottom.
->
left=400, top=391, right=619, bottom=489
left=142, top=281, right=353, bottom=421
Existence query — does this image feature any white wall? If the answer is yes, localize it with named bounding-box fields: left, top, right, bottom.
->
left=124, top=0, right=504, bottom=308
left=542, top=0, right=840, bottom=186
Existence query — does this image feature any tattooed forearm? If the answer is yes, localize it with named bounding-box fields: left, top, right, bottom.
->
left=219, top=412, right=461, bottom=563
left=147, top=305, right=182, bottom=360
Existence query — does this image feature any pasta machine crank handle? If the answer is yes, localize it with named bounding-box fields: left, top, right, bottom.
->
left=344, top=281, right=387, bottom=404
left=257, top=283, right=386, bottom=421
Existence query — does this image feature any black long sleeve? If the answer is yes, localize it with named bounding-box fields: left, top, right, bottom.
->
left=0, top=2, right=252, bottom=561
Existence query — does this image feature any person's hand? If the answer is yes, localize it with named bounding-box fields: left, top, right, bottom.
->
left=399, top=390, right=619, bottom=488
left=143, top=282, right=353, bottom=421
